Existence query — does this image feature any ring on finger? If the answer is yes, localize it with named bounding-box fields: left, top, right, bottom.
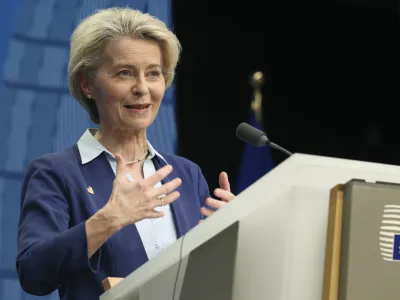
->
left=158, top=195, right=166, bottom=207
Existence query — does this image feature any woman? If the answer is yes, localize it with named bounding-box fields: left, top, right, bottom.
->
left=16, top=7, right=235, bottom=300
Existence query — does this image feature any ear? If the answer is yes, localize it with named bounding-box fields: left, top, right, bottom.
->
left=79, top=74, right=92, bottom=98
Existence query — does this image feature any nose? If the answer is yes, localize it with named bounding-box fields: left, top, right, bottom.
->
left=132, top=74, right=149, bottom=97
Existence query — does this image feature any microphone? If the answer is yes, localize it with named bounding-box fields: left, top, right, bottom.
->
left=236, top=122, right=293, bottom=156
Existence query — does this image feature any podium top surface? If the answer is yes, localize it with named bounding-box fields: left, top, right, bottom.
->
left=286, top=153, right=399, bottom=172
left=274, top=153, right=400, bottom=185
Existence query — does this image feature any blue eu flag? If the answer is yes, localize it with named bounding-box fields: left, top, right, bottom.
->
left=236, top=109, right=274, bottom=194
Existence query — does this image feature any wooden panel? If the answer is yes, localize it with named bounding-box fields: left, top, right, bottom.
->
left=322, top=184, right=344, bottom=300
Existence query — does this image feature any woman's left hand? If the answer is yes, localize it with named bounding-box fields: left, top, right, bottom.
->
left=200, top=171, right=235, bottom=219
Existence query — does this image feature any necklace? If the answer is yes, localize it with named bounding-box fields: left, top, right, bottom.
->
left=125, top=149, right=149, bottom=165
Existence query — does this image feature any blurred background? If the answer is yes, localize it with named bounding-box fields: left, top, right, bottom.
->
left=0, top=0, right=398, bottom=298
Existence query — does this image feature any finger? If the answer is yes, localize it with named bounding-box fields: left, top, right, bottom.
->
left=151, top=191, right=180, bottom=208
left=206, top=197, right=227, bottom=209
left=200, top=206, right=215, bottom=218
left=146, top=165, right=173, bottom=187
left=219, top=172, right=231, bottom=192
left=148, top=178, right=182, bottom=199
left=214, top=188, right=235, bottom=202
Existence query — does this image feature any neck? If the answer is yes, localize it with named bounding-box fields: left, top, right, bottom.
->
left=95, top=125, right=148, bottom=163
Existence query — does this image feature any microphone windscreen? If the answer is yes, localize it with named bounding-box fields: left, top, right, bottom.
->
left=236, top=122, right=267, bottom=147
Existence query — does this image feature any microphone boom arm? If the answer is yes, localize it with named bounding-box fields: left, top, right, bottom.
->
left=267, top=141, right=293, bottom=156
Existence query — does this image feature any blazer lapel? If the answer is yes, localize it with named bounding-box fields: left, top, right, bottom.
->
left=153, top=156, right=189, bottom=237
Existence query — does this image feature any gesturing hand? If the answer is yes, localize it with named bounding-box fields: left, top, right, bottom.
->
left=105, top=154, right=182, bottom=228
left=200, top=171, right=235, bottom=219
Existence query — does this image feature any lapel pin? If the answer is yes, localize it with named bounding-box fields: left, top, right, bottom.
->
left=87, top=186, right=94, bottom=195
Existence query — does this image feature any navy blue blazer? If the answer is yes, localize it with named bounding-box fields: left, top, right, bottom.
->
left=16, top=145, right=210, bottom=300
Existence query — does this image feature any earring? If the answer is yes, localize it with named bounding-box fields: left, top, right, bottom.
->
left=87, top=95, right=91, bottom=99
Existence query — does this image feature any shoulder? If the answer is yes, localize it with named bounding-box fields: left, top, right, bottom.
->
left=21, top=146, right=81, bottom=199
left=24, top=146, right=79, bottom=175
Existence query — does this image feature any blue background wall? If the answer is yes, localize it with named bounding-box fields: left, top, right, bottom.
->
left=0, top=1, right=176, bottom=299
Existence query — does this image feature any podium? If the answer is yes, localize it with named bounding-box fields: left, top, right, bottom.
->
left=100, top=153, right=400, bottom=300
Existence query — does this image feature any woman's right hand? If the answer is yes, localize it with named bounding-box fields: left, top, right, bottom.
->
left=104, top=154, right=182, bottom=228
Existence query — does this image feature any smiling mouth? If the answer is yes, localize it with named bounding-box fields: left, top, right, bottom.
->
left=124, top=104, right=151, bottom=113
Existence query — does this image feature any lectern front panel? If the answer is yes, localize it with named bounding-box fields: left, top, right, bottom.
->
left=339, top=180, right=400, bottom=300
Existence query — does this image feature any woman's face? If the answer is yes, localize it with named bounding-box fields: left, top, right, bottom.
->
left=81, top=37, right=165, bottom=132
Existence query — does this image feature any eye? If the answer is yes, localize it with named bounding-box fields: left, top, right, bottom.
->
left=149, top=70, right=161, bottom=77
left=117, top=70, right=131, bottom=77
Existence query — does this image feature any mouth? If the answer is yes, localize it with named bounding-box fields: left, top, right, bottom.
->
left=124, top=103, right=151, bottom=113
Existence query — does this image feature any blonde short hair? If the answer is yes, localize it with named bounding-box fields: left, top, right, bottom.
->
left=68, top=7, right=181, bottom=124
